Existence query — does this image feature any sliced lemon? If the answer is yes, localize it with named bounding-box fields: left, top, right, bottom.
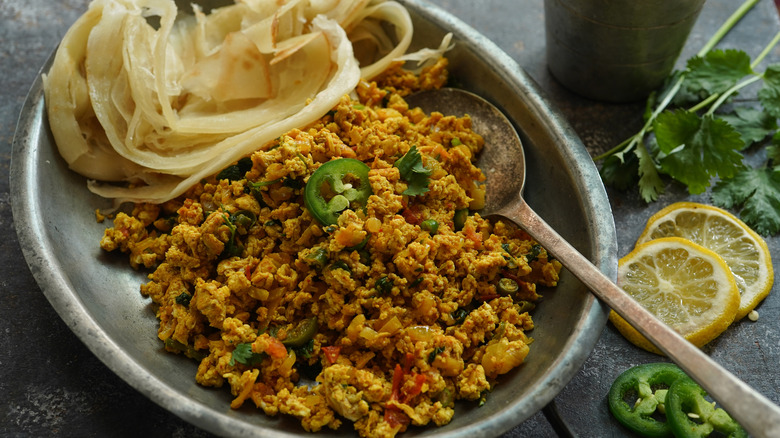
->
left=610, top=237, right=740, bottom=355
left=636, top=202, right=773, bottom=320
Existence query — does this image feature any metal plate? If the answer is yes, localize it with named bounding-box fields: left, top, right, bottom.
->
left=10, top=1, right=616, bottom=436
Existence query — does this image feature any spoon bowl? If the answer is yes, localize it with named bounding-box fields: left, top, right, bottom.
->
left=406, top=88, right=526, bottom=214
left=407, top=87, right=780, bottom=438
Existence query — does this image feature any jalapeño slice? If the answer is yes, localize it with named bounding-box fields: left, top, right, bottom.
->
left=304, top=158, right=372, bottom=225
left=665, top=376, right=747, bottom=438
left=608, top=362, right=687, bottom=437
left=280, top=317, right=318, bottom=348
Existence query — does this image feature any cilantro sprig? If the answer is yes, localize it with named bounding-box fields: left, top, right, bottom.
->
left=596, top=0, right=780, bottom=235
left=229, top=342, right=266, bottom=366
left=395, top=145, right=432, bottom=196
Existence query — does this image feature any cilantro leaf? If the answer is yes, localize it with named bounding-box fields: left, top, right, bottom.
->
left=175, top=292, right=192, bottom=307
left=767, top=132, right=780, bottom=164
left=758, top=64, right=780, bottom=118
left=428, top=346, right=445, bottom=363
left=599, top=153, right=639, bottom=191
left=655, top=110, right=745, bottom=194
left=712, top=166, right=780, bottom=236
left=229, top=343, right=266, bottom=366
left=395, top=145, right=432, bottom=196
left=719, top=107, right=778, bottom=149
left=636, top=141, right=665, bottom=202
left=293, top=339, right=315, bottom=359
left=767, top=144, right=780, bottom=164
left=683, top=49, right=753, bottom=98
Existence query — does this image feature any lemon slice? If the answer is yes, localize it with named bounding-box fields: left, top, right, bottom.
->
left=610, top=237, right=740, bottom=355
left=636, top=202, right=773, bottom=320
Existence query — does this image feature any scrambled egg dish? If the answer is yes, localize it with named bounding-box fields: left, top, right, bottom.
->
left=100, top=60, right=562, bottom=437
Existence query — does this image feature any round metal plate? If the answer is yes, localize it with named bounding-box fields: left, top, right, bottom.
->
left=10, top=1, right=616, bottom=436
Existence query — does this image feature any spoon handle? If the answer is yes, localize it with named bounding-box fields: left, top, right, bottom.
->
left=495, top=196, right=780, bottom=437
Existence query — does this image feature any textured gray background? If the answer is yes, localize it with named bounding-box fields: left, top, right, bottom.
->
left=2, top=0, right=779, bottom=436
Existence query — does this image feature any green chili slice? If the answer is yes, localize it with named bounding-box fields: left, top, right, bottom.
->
left=608, top=363, right=688, bottom=437
left=280, top=317, right=318, bottom=348
left=516, top=300, right=535, bottom=313
left=329, top=260, right=351, bottom=272
left=453, top=208, right=468, bottom=231
left=230, top=210, right=257, bottom=234
left=305, top=248, right=329, bottom=270
left=665, top=376, right=747, bottom=438
left=497, top=277, right=519, bottom=295
left=304, top=158, right=373, bottom=226
left=420, top=219, right=440, bottom=234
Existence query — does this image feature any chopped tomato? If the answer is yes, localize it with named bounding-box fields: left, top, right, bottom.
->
left=384, top=405, right=410, bottom=428
left=390, top=364, right=404, bottom=401
left=244, top=265, right=252, bottom=280
left=501, top=270, right=521, bottom=283
left=389, top=360, right=428, bottom=404
left=385, top=364, right=410, bottom=426
left=403, top=352, right=415, bottom=374
left=464, top=225, right=483, bottom=248
left=401, top=373, right=427, bottom=403
left=432, top=144, right=450, bottom=161
left=402, top=204, right=422, bottom=225
left=265, top=337, right=287, bottom=359
left=322, top=346, right=341, bottom=364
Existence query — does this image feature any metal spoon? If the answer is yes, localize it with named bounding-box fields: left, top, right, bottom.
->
left=406, top=87, right=780, bottom=437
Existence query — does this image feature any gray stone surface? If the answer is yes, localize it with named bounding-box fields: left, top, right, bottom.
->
left=2, top=0, right=779, bottom=436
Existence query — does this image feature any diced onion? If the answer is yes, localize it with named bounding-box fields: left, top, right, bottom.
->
left=406, top=325, right=434, bottom=342
left=481, top=338, right=529, bottom=377
left=377, top=316, right=402, bottom=335
left=346, top=313, right=367, bottom=341
left=359, top=326, right=379, bottom=341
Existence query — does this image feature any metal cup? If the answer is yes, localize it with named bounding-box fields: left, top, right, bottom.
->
left=544, top=0, right=706, bottom=102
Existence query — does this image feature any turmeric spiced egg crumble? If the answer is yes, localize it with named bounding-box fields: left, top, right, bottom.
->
left=100, top=62, right=561, bottom=437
